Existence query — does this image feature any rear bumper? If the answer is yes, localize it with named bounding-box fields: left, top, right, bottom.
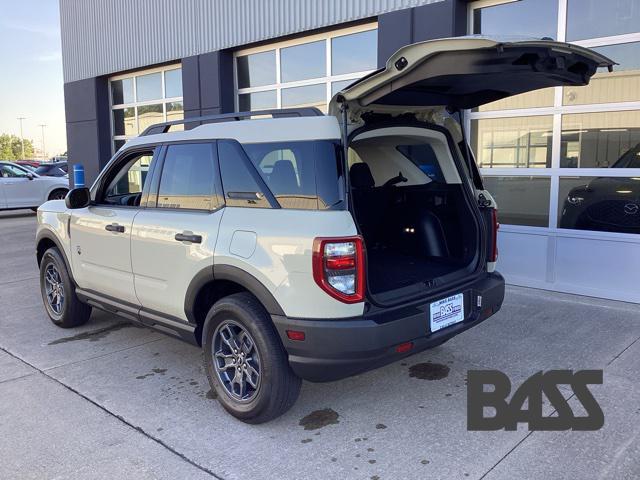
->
left=272, top=272, right=505, bottom=382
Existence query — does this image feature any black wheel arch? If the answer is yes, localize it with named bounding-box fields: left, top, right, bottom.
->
left=36, top=230, right=75, bottom=284
left=185, top=265, right=286, bottom=345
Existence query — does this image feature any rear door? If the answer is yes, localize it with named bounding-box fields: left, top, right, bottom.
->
left=131, top=142, right=223, bottom=322
left=70, top=148, right=156, bottom=306
left=329, top=37, right=614, bottom=121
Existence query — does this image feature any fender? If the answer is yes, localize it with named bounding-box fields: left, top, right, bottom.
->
left=184, top=264, right=286, bottom=323
left=35, top=229, right=75, bottom=284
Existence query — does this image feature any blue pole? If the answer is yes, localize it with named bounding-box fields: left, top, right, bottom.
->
left=73, top=164, right=85, bottom=188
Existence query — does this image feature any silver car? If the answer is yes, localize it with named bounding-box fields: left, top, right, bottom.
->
left=0, top=161, right=69, bottom=211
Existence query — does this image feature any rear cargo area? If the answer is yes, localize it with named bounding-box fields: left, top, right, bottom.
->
left=348, top=126, right=480, bottom=296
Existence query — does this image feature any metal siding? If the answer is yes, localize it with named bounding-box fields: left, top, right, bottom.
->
left=60, top=0, right=444, bottom=82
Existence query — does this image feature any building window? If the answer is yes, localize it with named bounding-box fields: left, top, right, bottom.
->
left=110, top=65, right=183, bottom=154
left=469, top=0, right=640, bottom=233
left=234, top=24, right=377, bottom=113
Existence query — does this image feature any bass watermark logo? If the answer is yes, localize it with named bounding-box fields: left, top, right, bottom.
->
left=467, top=370, right=604, bottom=431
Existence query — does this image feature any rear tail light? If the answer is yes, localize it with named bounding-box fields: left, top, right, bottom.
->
left=312, top=236, right=365, bottom=303
left=490, top=208, right=499, bottom=262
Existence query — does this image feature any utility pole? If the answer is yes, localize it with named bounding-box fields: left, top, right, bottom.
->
left=17, top=117, right=26, bottom=159
left=38, top=124, right=47, bottom=159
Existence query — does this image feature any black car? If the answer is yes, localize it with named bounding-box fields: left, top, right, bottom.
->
left=35, top=162, right=68, bottom=177
left=560, top=144, right=640, bottom=234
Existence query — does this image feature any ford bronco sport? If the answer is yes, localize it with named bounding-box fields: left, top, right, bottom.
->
left=36, top=38, right=612, bottom=423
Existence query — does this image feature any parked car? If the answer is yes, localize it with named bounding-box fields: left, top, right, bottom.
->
left=0, top=161, right=69, bottom=211
left=16, top=160, right=41, bottom=169
left=35, top=38, right=611, bottom=423
left=35, top=161, right=68, bottom=177
left=560, top=142, right=640, bottom=234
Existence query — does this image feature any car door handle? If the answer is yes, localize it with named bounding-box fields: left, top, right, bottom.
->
left=175, top=232, right=202, bottom=243
left=105, top=223, right=125, bottom=233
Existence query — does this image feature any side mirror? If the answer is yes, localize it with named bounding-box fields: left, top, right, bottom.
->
left=65, top=187, right=91, bottom=209
left=27, top=173, right=34, bottom=180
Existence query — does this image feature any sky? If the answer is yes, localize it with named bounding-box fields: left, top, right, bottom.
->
left=0, top=0, right=66, bottom=157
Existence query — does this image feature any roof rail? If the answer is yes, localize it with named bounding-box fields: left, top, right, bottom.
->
left=139, top=107, right=324, bottom=136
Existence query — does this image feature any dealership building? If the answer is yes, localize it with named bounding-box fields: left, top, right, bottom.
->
left=60, top=0, right=640, bottom=303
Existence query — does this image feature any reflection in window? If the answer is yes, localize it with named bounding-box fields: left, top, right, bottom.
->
left=564, top=42, right=640, bottom=106
left=484, top=176, right=551, bottom=227
left=472, top=0, right=558, bottom=40
left=111, top=78, right=133, bottom=104
left=238, top=90, right=276, bottom=111
left=164, top=69, right=182, bottom=98
left=243, top=140, right=342, bottom=210
left=236, top=50, right=276, bottom=88
left=135, top=72, right=162, bottom=102
left=567, top=0, right=640, bottom=41
left=331, top=79, right=353, bottom=96
left=166, top=102, right=184, bottom=130
left=158, top=144, right=217, bottom=211
left=560, top=111, right=640, bottom=168
left=471, top=116, right=553, bottom=168
left=280, top=41, right=325, bottom=82
left=218, top=141, right=271, bottom=208
left=113, top=107, right=136, bottom=136
left=137, top=104, right=164, bottom=133
left=281, top=84, right=326, bottom=110
left=331, top=30, right=378, bottom=75
left=559, top=176, right=640, bottom=234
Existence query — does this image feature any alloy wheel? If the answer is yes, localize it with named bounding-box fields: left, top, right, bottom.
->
left=213, top=320, right=261, bottom=402
left=44, top=263, right=64, bottom=316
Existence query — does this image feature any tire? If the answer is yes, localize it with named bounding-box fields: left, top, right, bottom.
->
left=203, top=292, right=301, bottom=424
left=39, top=247, right=92, bottom=328
left=48, top=189, right=68, bottom=201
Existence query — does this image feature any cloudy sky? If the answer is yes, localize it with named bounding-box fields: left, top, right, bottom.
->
left=0, top=0, right=66, bottom=156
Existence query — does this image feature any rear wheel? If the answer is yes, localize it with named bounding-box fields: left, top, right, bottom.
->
left=39, top=247, right=91, bottom=328
left=203, top=292, right=301, bottom=423
left=48, top=189, right=68, bottom=201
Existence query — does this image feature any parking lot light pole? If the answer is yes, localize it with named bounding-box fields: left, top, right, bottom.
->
left=38, top=124, right=47, bottom=159
left=17, top=116, right=26, bottom=159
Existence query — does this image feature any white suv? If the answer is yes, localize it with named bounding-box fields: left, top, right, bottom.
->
left=0, top=161, right=68, bottom=210
left=36, top=38, right=611, bottom=423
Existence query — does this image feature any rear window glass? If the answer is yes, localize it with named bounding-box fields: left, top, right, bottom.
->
left=242, top=140, right=343, bottom=210
left=396, top=144, right=446, bottom=183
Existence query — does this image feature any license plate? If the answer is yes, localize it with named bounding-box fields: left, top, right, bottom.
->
left=429, top=293, right=464, bottom=333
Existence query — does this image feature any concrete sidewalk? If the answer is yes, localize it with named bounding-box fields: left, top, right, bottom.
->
left=1, top=209, right=639, bottom=480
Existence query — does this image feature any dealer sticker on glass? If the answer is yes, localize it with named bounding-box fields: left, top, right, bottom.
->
left=429, top=293, right=464, bottom=333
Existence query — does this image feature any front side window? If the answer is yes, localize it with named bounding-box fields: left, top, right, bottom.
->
left=0, top=164, right=30, bottom=178
left=101, top=152, right=154, bottom=206
left=157, top=143, right=218, bottom=211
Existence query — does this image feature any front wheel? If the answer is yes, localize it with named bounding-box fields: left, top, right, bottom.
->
left=203, top=292, right=301, bottom=424
left=48, top=189, right=68, bottom=201
left=39, top=247, right=92, bottom=328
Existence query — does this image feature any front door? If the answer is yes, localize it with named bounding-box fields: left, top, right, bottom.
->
left=70, top=149, right=156, bottom=306
left=131, top=142, right=223, bottom=322
left=0, top=163, right=41, bottom=207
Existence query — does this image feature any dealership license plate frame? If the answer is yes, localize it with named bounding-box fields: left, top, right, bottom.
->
left=429, top=293, right=464, bottom=333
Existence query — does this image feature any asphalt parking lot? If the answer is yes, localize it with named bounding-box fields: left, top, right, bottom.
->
left=1, top=209, right=639, bottom=480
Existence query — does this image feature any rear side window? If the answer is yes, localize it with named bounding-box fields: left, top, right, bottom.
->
left=396, top=144, right=446, bottom=183
left=217, top=140, right=271, bottom=208
left=242, top=140, right=343, bottom=210
left=158, top=143, right=219, bottom=211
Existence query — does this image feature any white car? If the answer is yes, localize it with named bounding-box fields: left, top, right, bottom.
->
left=35, top=38, right=611, bottom=423
left=0, top=161, right=69, bottom=210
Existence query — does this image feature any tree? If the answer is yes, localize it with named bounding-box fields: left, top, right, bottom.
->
left=0, top=134, right=35, bottom=160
